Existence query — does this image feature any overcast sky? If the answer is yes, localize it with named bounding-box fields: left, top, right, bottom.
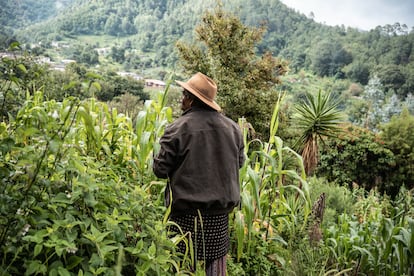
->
left=280, top=0, right=414, bottom=31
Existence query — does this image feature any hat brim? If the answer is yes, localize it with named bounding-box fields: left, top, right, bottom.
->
left=176, top=80, right=221, bottom=111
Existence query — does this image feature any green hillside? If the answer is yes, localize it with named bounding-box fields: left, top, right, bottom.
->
left=0, top=0, right=73, bottom=41
left=2, top=0, right=414, bottom=135
left=1, top=0, right=414, bottom=120
left=4, top=0, right=413, bottom=92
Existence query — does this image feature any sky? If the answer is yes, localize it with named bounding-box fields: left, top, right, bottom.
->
left=280, top=0, right=414, bottom=31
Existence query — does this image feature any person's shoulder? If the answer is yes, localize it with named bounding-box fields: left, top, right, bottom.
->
left=167, top=116, right=186, bottom=128
left=218, top=113, right=241, bottom=128
left=218, top=112, right=235, bottom=122
left=165, top=113, right=193, bottom=132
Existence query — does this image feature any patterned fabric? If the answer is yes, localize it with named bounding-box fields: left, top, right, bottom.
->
left=169, top=213, right=229, bottom=261
left=206, top=255, right=227, bottom=276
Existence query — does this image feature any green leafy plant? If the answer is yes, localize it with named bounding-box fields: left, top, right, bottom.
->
left=324, top=189, right=413, bottom=275
left=0, top=87, right=181, bottom=275
left=230, top=94, right=311, bottom=275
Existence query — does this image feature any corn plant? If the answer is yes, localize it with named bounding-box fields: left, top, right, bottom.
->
left=132, top=86, right=172, bottom=187
left=231, top=94, right=312, bottom=274
left=324, top=189, right=414, bottom=275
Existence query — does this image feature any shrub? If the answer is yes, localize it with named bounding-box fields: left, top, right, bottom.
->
left=317, top=124, right=396, bottom=195
left=308, top=177, right=354, bottom=227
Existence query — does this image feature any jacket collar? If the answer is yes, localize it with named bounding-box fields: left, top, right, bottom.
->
left=182, top=106, right=216, bottom=116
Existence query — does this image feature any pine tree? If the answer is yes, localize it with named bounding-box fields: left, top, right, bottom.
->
left=176, top=3, right=288, bottom=137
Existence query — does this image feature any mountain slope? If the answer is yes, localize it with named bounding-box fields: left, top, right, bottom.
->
left=12, top=0, right=323, bottom=63
left=5, top=0, right=414, bottom=98
left=0, top=0, right=74, bottom=30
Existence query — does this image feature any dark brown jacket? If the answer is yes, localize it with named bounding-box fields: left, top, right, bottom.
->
left=153, top=106, right=245, bottom=216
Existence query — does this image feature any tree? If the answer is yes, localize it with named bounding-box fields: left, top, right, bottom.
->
left=111, top=46, right=125, bottom=63
left=293, top=90, right=345, bottom=175
left=376, top=64, right=406, bottom=98
left=176, top=3, right=288, bottom=137
left=311, top=40, right=352, bottom=77
left=97, top=73, right=147, bottom=102
left=310, top=41, right=332, bottom=77
left=344, top=61, right=370, bottom=85
left=317, top=124, right=396, bottom=194
left=362, top=76, right=386, bottom=131
left=79, top=46, right=99, bottom=65
left=380, top=108, right=414, bottom=194
left=382, top=94, right=402, bottom=123
left=403, top=93, right=414, bottom=114
left=104, top=14, right=121, bottom=35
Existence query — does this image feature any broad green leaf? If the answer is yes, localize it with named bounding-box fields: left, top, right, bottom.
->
left=25, top=260, right=47, bottom=275
left=17, top=63, right=27, bottom=73
left=148, top=241, right=156, bottom=256
left=57, top=267, right=71, bottom=276
left=33, top=244, right=42, bottom=257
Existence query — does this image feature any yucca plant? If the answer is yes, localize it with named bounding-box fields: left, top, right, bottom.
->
left=293, top=90, right=345, bottom=175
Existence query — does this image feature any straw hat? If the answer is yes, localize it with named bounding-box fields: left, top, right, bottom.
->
left=176, top=72, right=221, bottom=111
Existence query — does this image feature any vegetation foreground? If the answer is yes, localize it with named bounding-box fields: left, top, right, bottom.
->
left=1, top=4, right=414, bottom=273
left=0, top=85, right=413, bottom=275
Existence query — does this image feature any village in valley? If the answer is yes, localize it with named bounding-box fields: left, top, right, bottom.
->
left=0, top=40, right=166, bottom=90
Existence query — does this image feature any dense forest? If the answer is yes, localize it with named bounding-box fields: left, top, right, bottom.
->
left=1, top=1, right=414, bottom=275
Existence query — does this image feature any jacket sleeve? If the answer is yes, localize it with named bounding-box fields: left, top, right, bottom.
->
left=153, top=126, right=177, bottom=179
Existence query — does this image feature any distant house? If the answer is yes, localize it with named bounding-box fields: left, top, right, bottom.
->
left=0, top=51, right=23, bottom=59
left=51, top=63, right=66, bottom=71
left=62, top=59, right=76, bottom=64
left=35, top=56, right=51, bottom=64
left=145, top=79, right=166, bottom=88
left=50, top=41, right=69, bottom=48
left=117, top=71, right=143, bottom=81
left=96, top=47, right=110, bottom=56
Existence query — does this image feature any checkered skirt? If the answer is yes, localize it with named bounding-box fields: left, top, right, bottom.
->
left=169, top=213, right=229, bottom=261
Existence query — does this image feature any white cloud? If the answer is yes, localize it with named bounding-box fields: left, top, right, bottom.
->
left=281, top=0, right=414, bottom=30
